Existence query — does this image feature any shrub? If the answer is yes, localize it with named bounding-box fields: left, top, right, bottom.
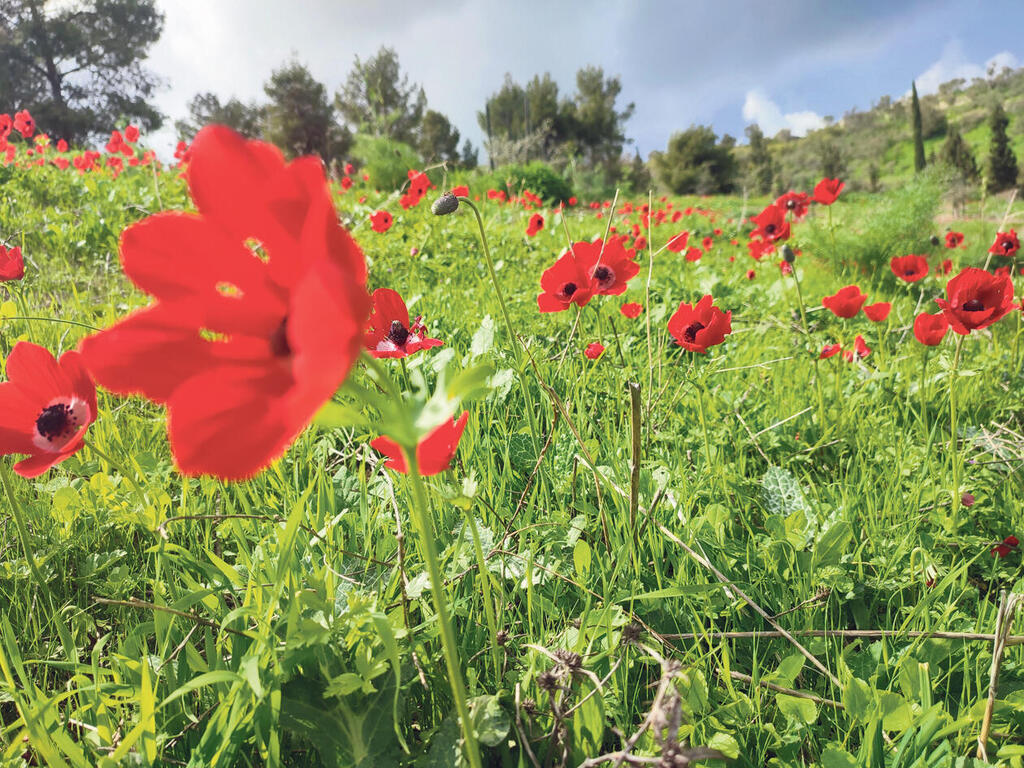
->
left=479, top=161, right=573, bottom=204
left=351, top=134, right=422, bottom=191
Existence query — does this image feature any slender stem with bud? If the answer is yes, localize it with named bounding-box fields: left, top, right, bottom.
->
left=788, top=262, right=827, bottom=427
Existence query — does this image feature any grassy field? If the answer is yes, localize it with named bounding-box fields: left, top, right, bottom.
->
left=2, top=146, right=1024, bottom=768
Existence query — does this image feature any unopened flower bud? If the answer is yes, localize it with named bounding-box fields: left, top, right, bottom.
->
left=431, top=192, right=459, bottom=216
left=930, top=235, right=940, bottom=247
left=781, top=244, right=796, bottom=263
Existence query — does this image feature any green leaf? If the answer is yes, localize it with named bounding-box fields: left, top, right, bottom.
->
left=572, top=539, right=592, bottom=578
left=471, top=695, right=510, bottom=748
left=821, top=745, right=858, bottom=768
left=469, top=314, right=495, bottom=360
left=842, top=677, right=874, bottom=722
left=813, top=520, right=853, bottom=568
left=707, top=732, right=740, bottom=759
left=776, top=693, right=818, bottom=726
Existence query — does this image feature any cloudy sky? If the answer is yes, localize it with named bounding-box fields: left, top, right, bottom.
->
left=145, top=0, right=1024, bottom=158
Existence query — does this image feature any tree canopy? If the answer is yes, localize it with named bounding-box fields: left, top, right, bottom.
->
left=0, top=0, right=165, bottom=141
left=335, top=46, right=425, bottom=145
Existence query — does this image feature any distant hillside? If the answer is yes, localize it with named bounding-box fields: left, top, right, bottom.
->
left=738, top=66, right=1024, bottom=194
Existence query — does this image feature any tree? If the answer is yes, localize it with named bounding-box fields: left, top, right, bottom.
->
left=819, top=140, right=845, bottom=179
left=986, top=103, right=1018, bottom=193
left=940, top=124, right=978, bottom=182
left=335, top=46, right=425, bottom=145
left=478, top=74, right=527, bottom=143
left=622, top=150, right=652, bottom=194
left=460, top=139, right=479, bottom=170
left=417, top=109, right=460, bottom=164
left=175, top=92, right=265, bottom=141
left=744, top=124, right=773, bottom=194
left=649, top=126, right=737, bottom=195
left=0, top=0, right=165, bottom=142
left=568, top=66, right=635, bottom=181
left=911, top=81, right=925, bottom=172
left=263, top=61, right=351, bottom=165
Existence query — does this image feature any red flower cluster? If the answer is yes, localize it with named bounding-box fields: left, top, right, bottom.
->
left=400, top=170, right=431, bottom=209
left=537, top=238, right=639, bottom=312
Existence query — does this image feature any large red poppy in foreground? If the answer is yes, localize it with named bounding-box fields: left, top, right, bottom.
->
left=935, top=267, right=1014, bottom=336
left=79, top=125, right=370, bottom=480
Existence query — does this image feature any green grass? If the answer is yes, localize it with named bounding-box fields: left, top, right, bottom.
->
left=1, top=159, right=1024, bottom=767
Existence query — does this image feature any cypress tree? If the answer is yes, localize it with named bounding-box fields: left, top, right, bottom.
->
left=940, top=125, right=978, bottom=182
left=986, top=103, right=1019, bottom=193
left=911, top=82, right=926, bottom=172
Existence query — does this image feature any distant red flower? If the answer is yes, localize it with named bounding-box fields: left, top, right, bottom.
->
left=0, top=342, right=96, bottom=478
left=685, top=247, right=702, bottom=262
left=890, top=254, right=929, bottom=282
left=0, top=114, right=10, bottom=139
left=940, top=258, right=953, bottom=275
left=633, top=235, right=647, bottom=251
left=451, top=185, right=469, bottom=197
left=370, top=210, right=393, bottom=233
left=863, top=302, right=891, bottom=322
left=812, top=178, right=844, bottom=205
left=822, top=285, right=867, bottom=318
left=992, top=535, right=1019, bottom=558
left=568, top=196, right=578, bottom=206
left=843, top=334, right=871, bottom=362
left=526, top=213, right=544, bottom=237
left=746, top=269, right=756, bottom=280
left=775, top=191, right=810, bottom=220
left=779, top=260, right=792, bottom=275
left=12, top=110, right=34, bottom=139
left=340, top=176, right=353, bottom=190
left=538, top=247, right=595, bottom=313
left=747, top=238, right=775, bottom=261
left=584, top=342, right=605, bottom=360
left=400, top=170, right=431, bottom=209
left=56, top=139, right=68, bottom=153
left=819, top=343, right=842, bottom=359
left=702, top=236, right=714, bottom=250
left=363, top=288, right=442, bottom=358
left=750, top=204, right=790, bottom=242
left=372, top=412, right=469, bottom=476
left=344, top=163, right=354, bottom=175
left=124, top=125, right=140, bottom=143
left=0, top=245, right=24, bottom=281
left=78, top=125, right=370, bottom=480
left=989, top=230, right=1020, bottom=257
left=621, top=302, right=643, bottom=318
left=961, top=492, right=975, bottom=507
left=913, top=312, right=949, bottom=346
left=667, top=294, right=732, bottom=354
left=935, top=267, right=1014, bottom=335
left=945, top=231, right=964, bottom=249
left=713, top=227, right=722, bottom=236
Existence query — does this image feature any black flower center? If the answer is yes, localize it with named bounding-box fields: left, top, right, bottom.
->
left=765, top=224, right=776, bottom=235
left=786, top=199, right=797, bottom=209
left=562, top=282, right=578, bottom=297
left=387, top=319, right=410, bottom=346
left=963, top=299, right=985, bottom=312
left=270, top=317, right=291, bottom=357
left=1004, top=240, right=1014, bottom=251
left=36, top=403, right=75, bottom=442
left=683, top=321, right=706, bottom=343
left=905, top=268, right=917, bottom=277
left=592, top=265, right=615, bottom=288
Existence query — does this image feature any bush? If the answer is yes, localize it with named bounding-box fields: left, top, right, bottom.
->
left=351, top=134, right=422, bottom=191
left=479, top=161, right=573, bottom=204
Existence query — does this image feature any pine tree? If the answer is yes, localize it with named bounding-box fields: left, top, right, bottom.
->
left=911, top=82, right=925, bottom=172
left=986, top=103, right=1019, bottom=193
left=940, top=125, right=978, bottom=182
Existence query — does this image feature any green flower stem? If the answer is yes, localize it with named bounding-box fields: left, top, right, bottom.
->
left=948, top=334, right=965, bottom=531
left=695, top=374, right=716, bottom=490
left=919, top=350, right=930, bottom=435
left=457, top=197, right=540, bottom=449
left=466, top=513, right=502, bottom=679
left=789, top=266, right=827, bottom=427
left=404, top=452, right=482, bottom=768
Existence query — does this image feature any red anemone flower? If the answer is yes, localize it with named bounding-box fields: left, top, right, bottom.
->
left=667, top=294, right=732, bottom=354
left=0, top=245, right=24, bottom=281
left=913, top=312, right=949, bottom=346
left=0, top=342, right=96, bottom=478
left=935, top=267, right=1014, bottom=335
left=685, top=247, right=703, bottom=262
left=0, top=114, right=10, bottom=139
left=538, top=246, right=595, bottom=312
left=451, top=185, right=469, bottom=197
left=372, top=412, right=468, bottom=476
left=584, top=342, right=605, bottom=360
left=992, top=535, right=1019, bottom=558
left=945, top=231, right=964, bottom=249
left=745, top=269, right=756, bottom=280
left=775, top=191, right=810, bottom=220
left=843, top=334, right=871, bottom=362
left=13, top=110, right=34, bottom=139
left=370, top=210, right=393, bottom=233
left=819, top=343, right=842, bottom=359
left=750, top=204, right=790, bottom=243
left=702, top=235, right=714, bottom=251
left=890, top=254, right=929, bottom=282
left=125, top=125, right=140, bottom=143
left=822, top=285, right=867, bottom=318
left=526, top=213, right=545, bottom=237
left=989, top=230, right=1020, bottom=257
left=863, top=302, right=891, bottom=322
left=577, top=238, right=640, bottom=295
left=363, top=288, right=442, bottom=358
left=78, top=125, right=371, bottom=480
left=812, top=178, right=844, bottom=205
left=667, top=232, right=689, bottom=253
left=620, top=302, right=643, bottom=319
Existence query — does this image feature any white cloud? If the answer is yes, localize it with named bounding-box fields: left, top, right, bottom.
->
left=741, top=89, right=824, bottom=138
left=913, top=40, right=1018, bottom=96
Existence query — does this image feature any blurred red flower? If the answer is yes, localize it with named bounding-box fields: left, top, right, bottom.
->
left=0, top=245, right=24, bottom=281
left=526, top=213, right=544, bottom=237
left=863, top=302, right=891, bottom=322
left=913, top=312, right=949, bottom=346
left=989, top=230, right=1020, bottom=257
left=372, top=412, right=468, bottom=476
left=945, top=231, right=964, bottom=248
left=584, top=342, right=605, bottom=360
left=822, top=285, right=867, bottom=318
left=620, top=302, right=643, bottom=318
left=890, top=254, right=929, bottom=282
left=812, top=178, right=844, bottom=205
left=370, top=210, right=393, bottom=233
left=775, top=191, right=810, bottom=219
left=750, top=204, right=790, bottom=242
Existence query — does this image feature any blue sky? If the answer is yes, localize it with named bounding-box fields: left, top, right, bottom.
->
left=147, top=0, right=1024, bottom=158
